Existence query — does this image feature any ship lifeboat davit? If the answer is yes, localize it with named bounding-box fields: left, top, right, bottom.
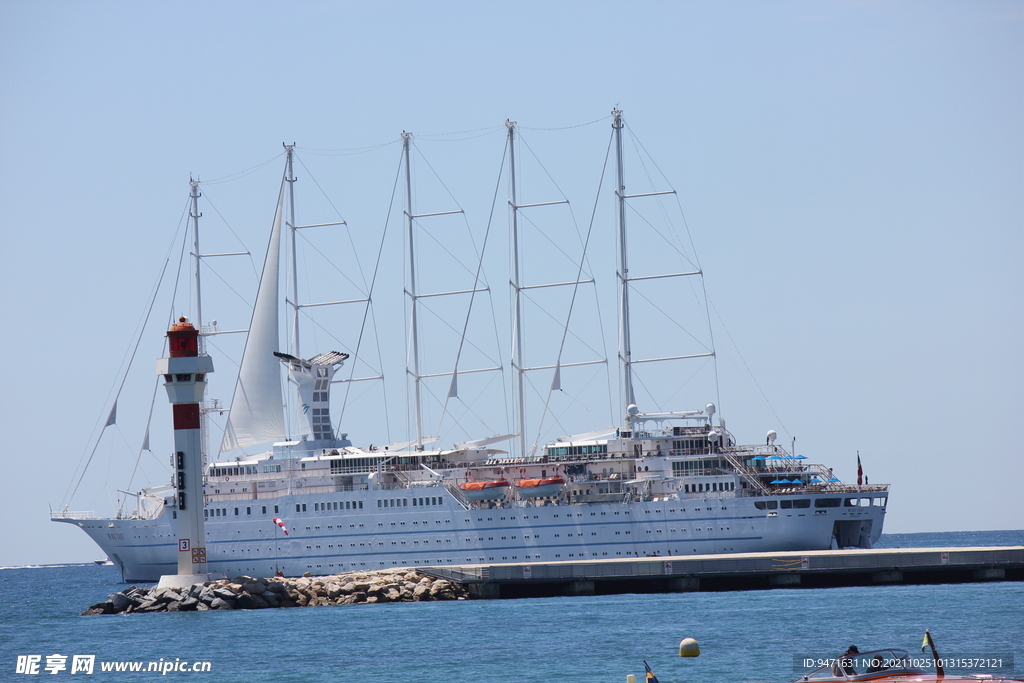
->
left=459, top=480, right=511, bottom=501
left=514, top=476, right=566, bottom=498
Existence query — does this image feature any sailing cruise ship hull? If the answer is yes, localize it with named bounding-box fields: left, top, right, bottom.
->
left=56, top=490, right=884, bottom=583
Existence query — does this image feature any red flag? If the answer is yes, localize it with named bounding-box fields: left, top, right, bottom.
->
left=272, top=517, right=289, bottom=535
left=857, top=453, right=863, bottom=486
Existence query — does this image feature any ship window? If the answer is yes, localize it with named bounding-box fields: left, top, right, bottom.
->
left=302, top=504, right=307, bottom=512
left=297, top=504, right=301, bottom=513
left=754, top=502, right=767, bottom=510
left=793, top=499, right=810, bottom=508
left=175, top=374, right=191, bottom=382
left=844, top=498, right=859, bottom=507
left=378, top=500, right=382, bottom=508
left=262, top=506, right=267, bottom=514
left=403, top=499, right=408, bottom=507
left=164, top=374, right=173, bottom=383
left=872, top=497, right=886, bottom=507
left=274, top=505, right=279, bottom=513
left=815, top=498, right=841, bottom=508
left=780, top=500, right=792, bottom=509
left=246, top=507, right=251, bottom=515
left=314, top=503, right=319, bottom=511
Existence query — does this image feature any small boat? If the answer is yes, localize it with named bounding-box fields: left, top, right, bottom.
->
left=514, top=476, right=565, bottom=498
left=93, top=558, right=113, bottom=566
left=458, top=480, right=511, bottom=501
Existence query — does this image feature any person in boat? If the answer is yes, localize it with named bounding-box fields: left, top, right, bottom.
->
left=865, top=655, right=887, bottom=674
left=832, top=646, right=859, bottom=676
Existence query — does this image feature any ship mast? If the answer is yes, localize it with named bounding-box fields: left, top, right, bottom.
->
left=613, top=109, right=634, bottom=413
left=190, top=179, right=204, bottom=331
left=403, top=132, right=425, bottom=449
left=508, top=121, right=528, bottom=460
left=285, top=144, right=300, bottom=357
left=612, top=109, right=715, bottom=425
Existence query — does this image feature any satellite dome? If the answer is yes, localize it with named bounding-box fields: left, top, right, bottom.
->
left=626, top=404, right=640, bottom=416
left=767, top=430, right=777, bottom=443
left=708, top=430, right=719, bottom=442
left=705, top=403, right=716, bottom=416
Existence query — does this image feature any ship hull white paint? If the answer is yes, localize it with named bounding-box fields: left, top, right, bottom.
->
left=56, top=491, right=884, bottom=583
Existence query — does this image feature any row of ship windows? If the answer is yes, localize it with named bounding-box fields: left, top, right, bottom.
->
left=205, top=505, right=281, bottom=517
left=377, top=497, right=443, bottom=508
left=753, top=497, right=886, bottom=510
left=684, top=482, right=735, bottom=492
left=312, top=501, right=365, bottom=511
left=545, top=444, right=609, bottom=456
left=209, top=465, right=282, bottom=476
left=203, top=501, right=741, bottom=520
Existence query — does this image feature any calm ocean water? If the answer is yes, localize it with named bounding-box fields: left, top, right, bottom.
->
left=2, top=530, right=1021, bottom=683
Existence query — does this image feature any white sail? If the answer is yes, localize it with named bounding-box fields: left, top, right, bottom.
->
left=220, top=176, right=287, bottom=452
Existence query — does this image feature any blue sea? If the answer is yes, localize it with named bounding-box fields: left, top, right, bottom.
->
left=2, top=530, right=1022, bottom=683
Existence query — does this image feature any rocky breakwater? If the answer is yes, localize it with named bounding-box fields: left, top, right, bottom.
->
left=82, top=569, right=467, bottom=615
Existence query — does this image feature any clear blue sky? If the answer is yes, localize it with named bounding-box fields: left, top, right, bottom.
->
left=1, top=1, right=1020, bottom=567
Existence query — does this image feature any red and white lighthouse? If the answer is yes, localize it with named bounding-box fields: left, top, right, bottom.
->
left=156, top=316, right=214, bottom=586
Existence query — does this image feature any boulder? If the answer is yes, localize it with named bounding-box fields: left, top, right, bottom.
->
left=109, top=592, right=131, bottom=612
left=209, top=597, right=234, bottom=610
left=212, top=587, right=238, bottom=601
left=81, top=601, right=114, bottom=615
left=153, top=587, right=182, bottom=603
left=429, top=580, right=457, bottom=600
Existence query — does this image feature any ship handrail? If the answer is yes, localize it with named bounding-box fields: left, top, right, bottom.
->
left=50, top=511, right=98, bottom=519
left=716, top=451, right=770, bottom=495
left=444, top=482, right=471, bottom=510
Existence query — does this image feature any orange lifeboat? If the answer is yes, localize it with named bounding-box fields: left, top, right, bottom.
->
left=458, top=480, right=510, bottom=501
left=514, top=476, right=566, bottom=498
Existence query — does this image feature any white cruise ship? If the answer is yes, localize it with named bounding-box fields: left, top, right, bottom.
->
left=53, top=112, right=888, bottom=583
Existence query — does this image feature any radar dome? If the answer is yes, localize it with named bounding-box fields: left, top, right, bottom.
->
left=707, top=430, right=719, bottom=442
left=767, top=430, right=777, bottom=443
left=705, top=403, right=716, bottom=416
left=626, top=404, right=640, bottom=416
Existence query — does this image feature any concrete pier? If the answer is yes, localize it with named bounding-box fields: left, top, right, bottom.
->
left=421, top=546, right=1024, bottom=599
